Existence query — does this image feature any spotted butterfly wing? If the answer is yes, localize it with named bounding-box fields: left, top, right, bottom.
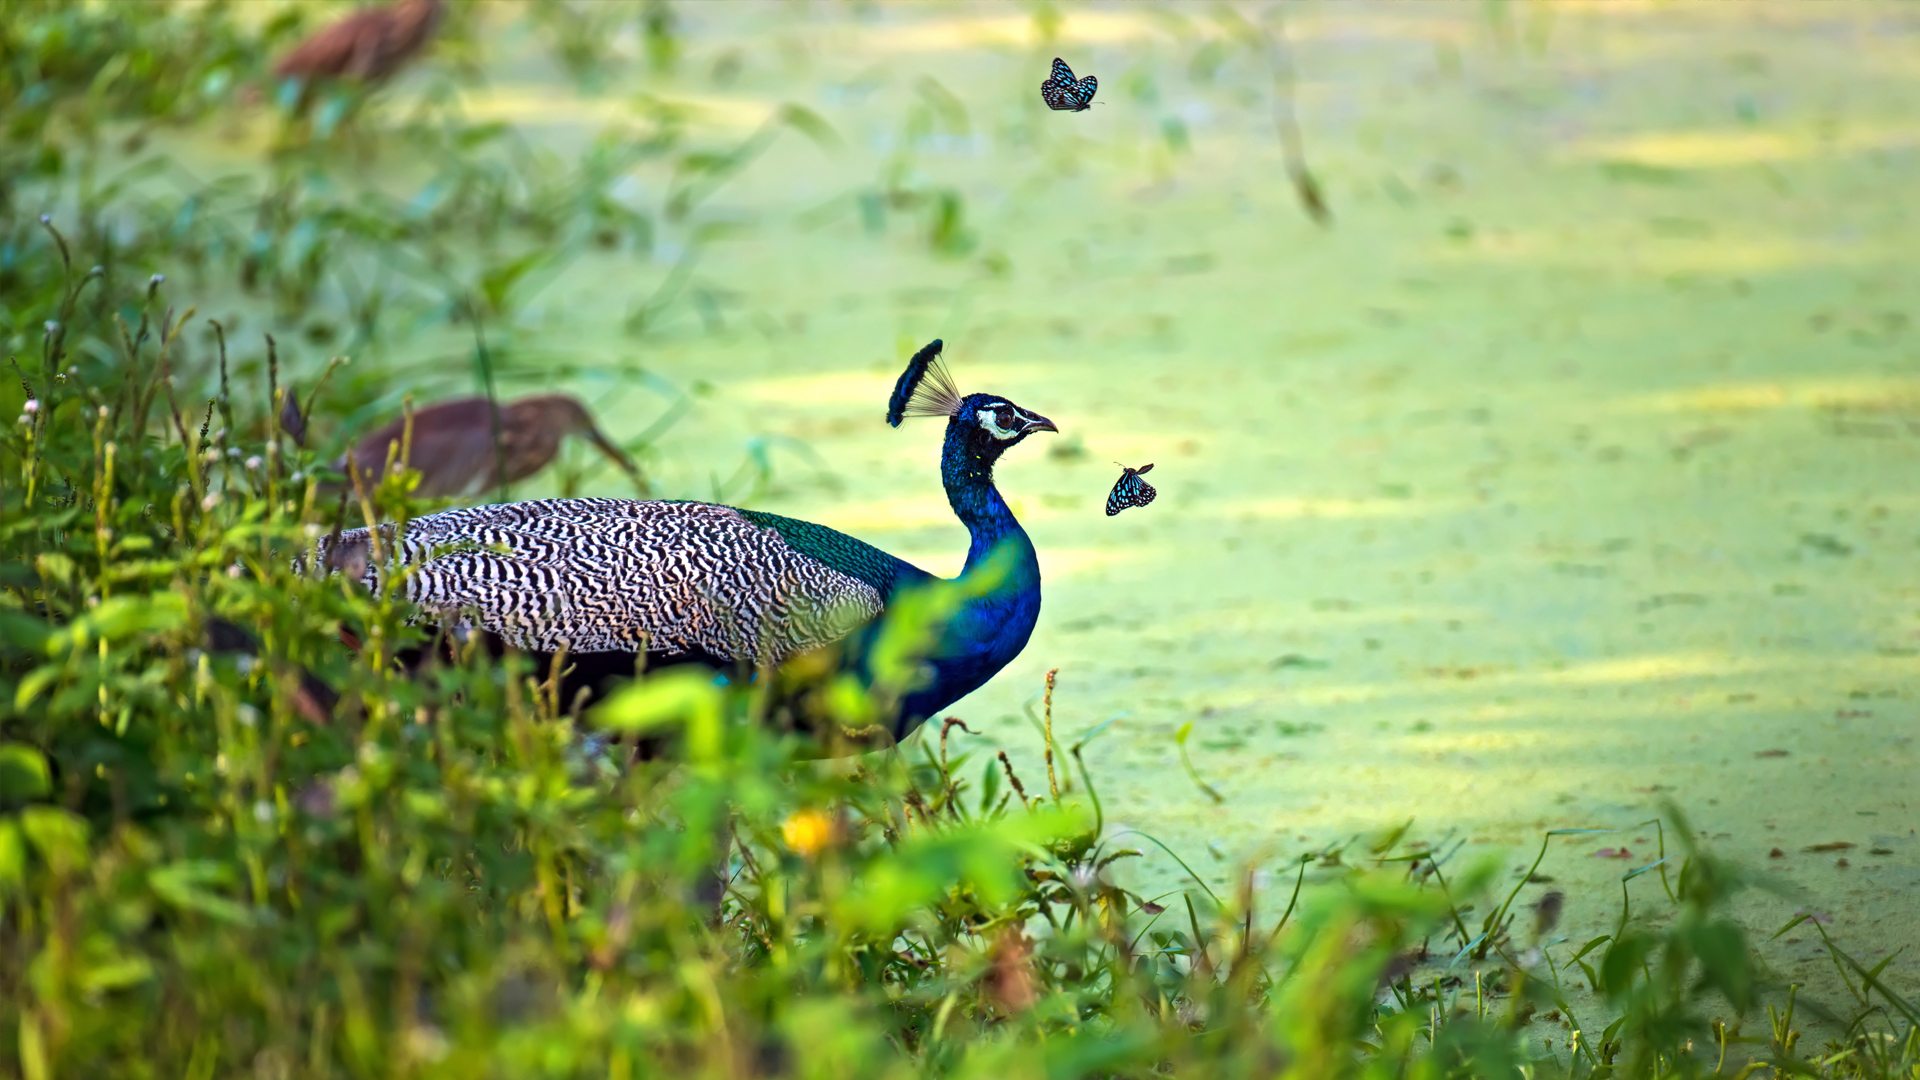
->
left=1040, top=57, right=1098, bottom=112
left=1106, top=463, right=1156, bottom=516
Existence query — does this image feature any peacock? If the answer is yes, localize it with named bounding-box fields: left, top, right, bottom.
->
left=308, top=340, right=1055, bottom=744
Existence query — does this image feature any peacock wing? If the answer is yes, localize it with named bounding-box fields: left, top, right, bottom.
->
left=327, top=498, right=897, bottom=662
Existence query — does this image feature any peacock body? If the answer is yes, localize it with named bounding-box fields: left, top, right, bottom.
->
left=311, top=343, right=1054, bottom=741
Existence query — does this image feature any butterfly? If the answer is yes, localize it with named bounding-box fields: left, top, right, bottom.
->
left=1040, top=57, right=1099, bottom=112
left=1105, top=462, right=1156, bottom=516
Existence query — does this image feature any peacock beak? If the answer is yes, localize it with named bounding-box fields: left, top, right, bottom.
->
left=1022, top=412, right=1058, bottom=435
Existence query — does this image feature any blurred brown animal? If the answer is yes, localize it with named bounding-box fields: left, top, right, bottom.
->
left=272, top=0, right=446, bottom=91
left=336, top=393, right=644, bottom=498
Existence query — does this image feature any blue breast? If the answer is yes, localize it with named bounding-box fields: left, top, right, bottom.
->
left=898, top=572, right=1042, bottom=728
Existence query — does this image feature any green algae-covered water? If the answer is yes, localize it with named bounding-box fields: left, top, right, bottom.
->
left=173, top=0, right=1919, bottom=1025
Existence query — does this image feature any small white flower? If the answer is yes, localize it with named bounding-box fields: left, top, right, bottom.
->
left=97, top=405, right=108, bottom=419
left=244, top=455, right=262, bottom=471
left=237, top=704, right=260, bottom=728
left=303, top=523, right=322, bottom=539
left=289, top=470, right=305, bottom=484
left=405, top=1025, right=449, bottom=1064
left=201, top=492, right=219, bottom=512
left=226, top=562, right=244, bottom=579
left=202, top=450, right=220, bottom=464
left=43, top=320, right=59, bottom=335
left=226, top=447, right=242, bottom=459
left=22, top=399, right=38, bottom=414
left=253, top=801, right=273, bottom=824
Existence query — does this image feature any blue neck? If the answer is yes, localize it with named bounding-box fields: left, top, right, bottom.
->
left=876, top=425, right=1044, bottom=737
left=941, top=429, right=1037, bottom=583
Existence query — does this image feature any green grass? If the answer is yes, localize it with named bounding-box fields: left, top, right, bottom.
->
left=2, top=2, right=1917, bottom=1077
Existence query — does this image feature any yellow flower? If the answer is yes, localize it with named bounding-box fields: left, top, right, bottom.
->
left=781, top=809, right=835, bottom=858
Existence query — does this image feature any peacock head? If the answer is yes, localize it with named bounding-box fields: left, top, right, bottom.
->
left=951, top=393, right=1058, bottom=460
left=887, top=339, right=1057, bottom=463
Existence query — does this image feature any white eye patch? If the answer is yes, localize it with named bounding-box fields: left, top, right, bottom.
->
left=976, top=407, right=1020, bottom=441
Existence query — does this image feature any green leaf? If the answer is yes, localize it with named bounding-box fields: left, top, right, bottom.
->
left=1771, top=912, right=1814, bottom=939
left=13, top=665, right=60, bottom=711
left=691, top=147, right=743, bottom=174
left=1622, top=856, right=1670, bottom=881
left=819, top=674, right=877, bottom=731
left=0, top=743, right=52, bottom=803
left=978, top=755, right=1002, bottom=813
left=20, top=806, right=89, bottom=873
left=1691, top=917, right=1754, bottom=1012
left=478, top=249, right=549, bottom=313
left=832, top=806, right=1088, bottom=933
left=0, top=611, right=51, bottom=654
left=1575, top=959, right=1601, bottom=990
left=1817, top=928, right=1920, bottom=1028
left=593, top=669, right=724, bottom=761
left=60, top=593, right=188, bottom=651
left=1598, top=929, right=1655, bottom=999
left=149, top=861, right=255, bottom=926
left=33, top=551, right=77, bottom=587
left=1569, top=934, right=1612, bottom=962
left=777, top=103, right=842, bottom=150
left=0, top=821, right=25, bottom=895
left=76, top=936, right=154, bottom=994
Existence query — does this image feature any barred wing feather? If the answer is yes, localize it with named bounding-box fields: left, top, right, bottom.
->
left=312, top=498, right=898, bottom=662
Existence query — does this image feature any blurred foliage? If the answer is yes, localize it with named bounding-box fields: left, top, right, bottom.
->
left=1, top=2, right=1917, bottom=1078
left=1, top=0, right=282, bottom=137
